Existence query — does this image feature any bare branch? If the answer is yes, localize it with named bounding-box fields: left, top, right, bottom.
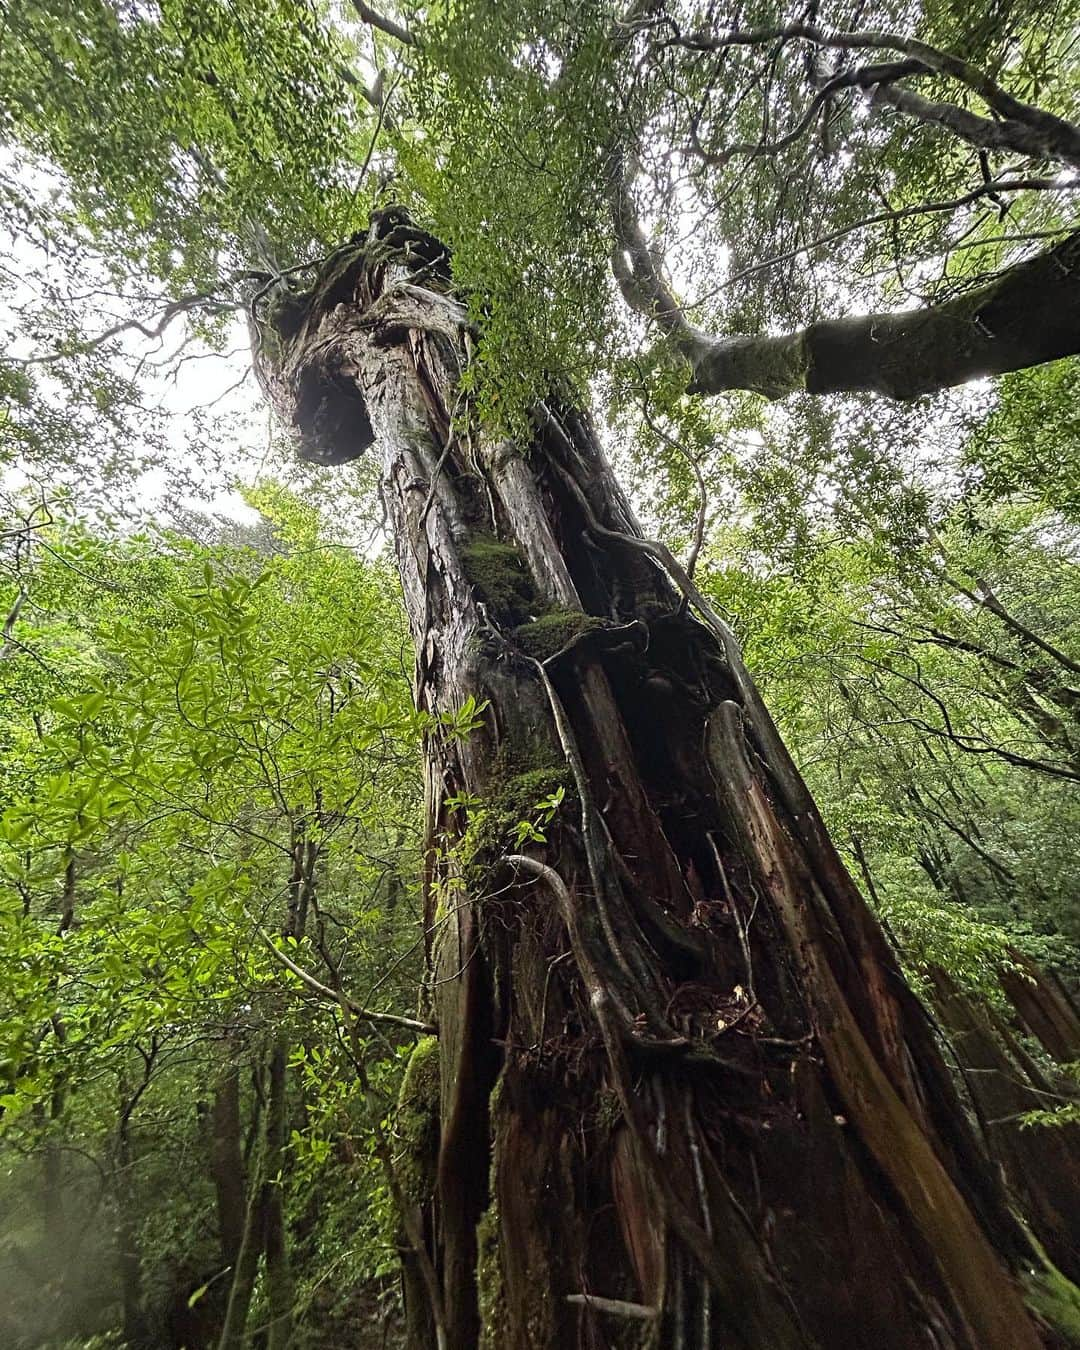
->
left=14, top=291, right=236, bottom=367
left=565, top=1294, right=660, bottom=1319
left=259, top=930, right=437, bottom=1035
left=692, top=59, right=927, bottom=167
left=690, top=177, right=1069, bottom=301
left=670, top=21, right=1080, bottom=167
left=0, top=586, right=27, bottom=661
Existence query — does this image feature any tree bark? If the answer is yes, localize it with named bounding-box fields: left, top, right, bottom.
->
left=681, top=230, right=1080, bottom=400
left=217, top=1077, right=267, bottom=1350
left=263, top=1038, right=294, bottom=1350
left=260, top=210, right=1078, bottom=1348
left=928, top=966, right=1080, bottom=1283
left=1000, top=949, right=1080, bottom=1065
left=116, top=1084, right=151, bottom=1349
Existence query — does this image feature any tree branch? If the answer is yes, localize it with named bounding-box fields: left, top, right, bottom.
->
left=565, top=1294, right=660, bottom=1319
left=350, top=0, right=415, bottom=47
left=691, top=59, right=927, bottom=167
left=689, top=177, right=1068, bottom=300
left=683, top=228, right=1080, bottom=400
left=612, top=140, right=1080, bottom=401
left=259, top=931, right=437, bottom=1034
left=670, top=21, right=1080, bottom=168
left=14, top=292, right=235, bottom=367
left=608, top=157, right=692, bottom=340
left=873, top=82, right=1080, bottom=170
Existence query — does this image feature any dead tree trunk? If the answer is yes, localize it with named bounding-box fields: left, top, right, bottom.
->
left=259, top=210, right=1078, bottom=1349
left=1000, top=949, right=1080, bottom=1064
left=928, top=966, right=1080, bottom=1284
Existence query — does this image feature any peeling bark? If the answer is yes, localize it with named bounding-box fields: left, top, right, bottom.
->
left=258, top=209, right=1078, bottom=1348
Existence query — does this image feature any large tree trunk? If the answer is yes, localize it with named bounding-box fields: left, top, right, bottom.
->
left=260, top=211, right=1078, bottom=1348
left=1000, top=949, right=1080, bottom=1064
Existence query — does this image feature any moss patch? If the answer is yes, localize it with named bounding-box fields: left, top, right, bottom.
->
left=513, top=610, right=605, bottom=661
left=476, top=1197, right=509, bottom=1349
left=1026, top=1264, right=1080, bottom=1343
left=395, top=1035, right=440, bottom=1206
left=265, top=284, right=311, bottom=344
left=594, top=1086, right=623, bottom=1138
left=461, top=536, right=536, bottom=622
left=490, top=766, right=570, bottom=821
left=461, top=765, right=571, bottom=867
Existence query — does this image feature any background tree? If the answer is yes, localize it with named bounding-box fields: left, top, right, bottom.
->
left=0, top=495, right=431, bottom=1348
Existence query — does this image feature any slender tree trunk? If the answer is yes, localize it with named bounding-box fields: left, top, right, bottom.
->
left=210, top=1059, right=246, bottom=1276
left=217, top=1079, right=267, bottom=1350
left=260, top=212, right=1079, bottom=1348
left=116, top=1109, right=149, bottom=1349
left=264, top=1037, right=294, bottom=1350
left=215, top=826, right=309, bottom=1350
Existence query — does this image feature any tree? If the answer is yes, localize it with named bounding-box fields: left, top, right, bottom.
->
left=3, top=0, right=1080, bottom=1346
left=259, top=201, right=1080, bottom=1350
left=0, top=501, right=429, bottom=1347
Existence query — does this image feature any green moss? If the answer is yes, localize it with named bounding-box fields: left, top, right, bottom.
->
left=492, top=766, right=569, bottom=818
left=476, top=1069, right=508, bottom=1347
left=1026, top=1264, right=1080, bottom=1343
left=594, top=1086, right=623, bottom=1137
left=476, top=1197, right=509, bottom=1349
left=265, top=284, right=311, bottom=343
left=395, top=1035, right=440, bottom=1205
left=461, top=765, right=571, bottom=866
left=513, top=610, right=604, bottom=661
left=461, top=536, right=536, bottom=622
left=694, top=331, right=807, bottom=400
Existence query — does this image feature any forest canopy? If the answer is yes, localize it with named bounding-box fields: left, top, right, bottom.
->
left=1, top=1, right=1080, bottom=1347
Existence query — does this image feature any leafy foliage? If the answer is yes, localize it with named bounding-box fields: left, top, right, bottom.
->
left=0, top=493, right=427, bottom=1346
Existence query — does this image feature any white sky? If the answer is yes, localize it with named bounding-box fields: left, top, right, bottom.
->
left=1, top=149, right=270, bottom=529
